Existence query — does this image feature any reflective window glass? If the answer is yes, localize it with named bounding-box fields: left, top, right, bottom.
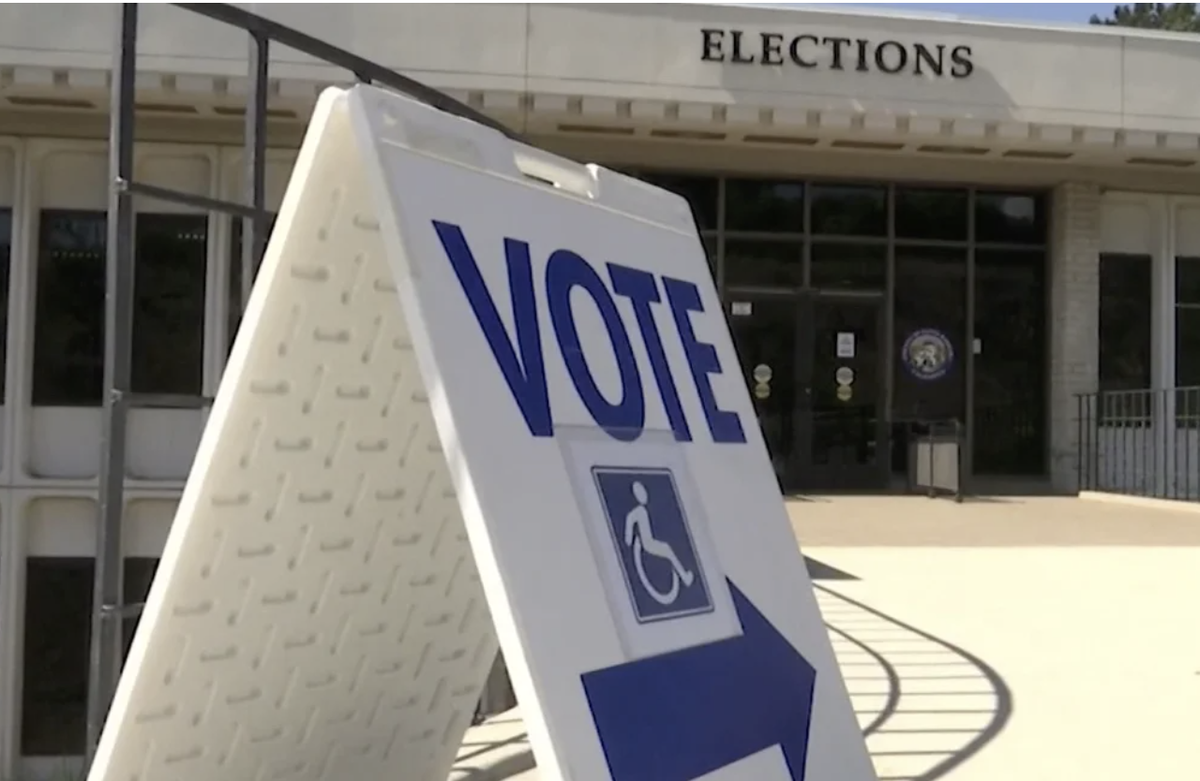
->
left=809, top=184, right=886, bottom=237
left=637, top=172, right=719, bottom=231
left=1098, top=253, right=1152, bottom=392
left=1177, top=307, right=1200, bottom=388
left=810, top=243, right=887, bottom=291
left=1177, top=257, right=1200, bottom=395
left=0, top=209, right=10, bottom=399
left=32, top=211, right=106, bottom=405
left=975, top=191, right=1046, bottom=245
left=132, top=214, right=207, bottom=396
left=1176, top=256, right=1200, bottom=306
left=973, top=248, right=1047, bottom=474
left=893, top=247, right=967, bottom=421
left=22, top=556, right=160, bottom=756
left=723, top=239, right=802, bottom=288
left=33, top=211, right=207, bottom=406
left=701, top=233, right=717, bottom=281
left=229, top=216, right=278, bottom=351
left=895, top=187, right=968, bottom=241
left=724, top=179, right=803, bottom=233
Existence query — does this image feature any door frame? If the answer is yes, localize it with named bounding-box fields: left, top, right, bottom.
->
left=724, top=287, right=805, bottom=493
left=794, top=290, right=890, bottom=491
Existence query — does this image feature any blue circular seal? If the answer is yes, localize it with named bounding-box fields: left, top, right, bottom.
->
left=902, top=328, right=954, bottom=381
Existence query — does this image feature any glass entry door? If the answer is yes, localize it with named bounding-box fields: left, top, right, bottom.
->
left=797, top=294, right=888, bottom=490
left=727, top=295, right=800, bottom=489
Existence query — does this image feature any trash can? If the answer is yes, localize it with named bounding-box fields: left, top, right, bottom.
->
left=908, top=419, right=964, bottom=502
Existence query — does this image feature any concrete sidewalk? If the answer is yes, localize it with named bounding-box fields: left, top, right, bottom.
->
left=785, top=494, right=1200, bottom=547
left=449, top=710, right=535, bottom=781
left=449, top=496, right=1200, bottom=780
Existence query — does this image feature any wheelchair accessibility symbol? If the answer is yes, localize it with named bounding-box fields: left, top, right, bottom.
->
left=592, top=467, right=714, bottom=623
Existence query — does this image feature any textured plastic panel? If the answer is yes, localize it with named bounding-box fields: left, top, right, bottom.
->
left=88, top=89, right=496, bottom=781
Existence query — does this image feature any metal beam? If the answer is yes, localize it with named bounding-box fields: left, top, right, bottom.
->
left=86, top=1, right=139, bottom=763
left=122, top=391, right=214, bottom=410
left=123, top=179, right=264, bottom=219
left=85, top=3, right=524, bottom=768
left=172, top=2, right=519, bottom=140
left=243, top=31, right=269, bottom=314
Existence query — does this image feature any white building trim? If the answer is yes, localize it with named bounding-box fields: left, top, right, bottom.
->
left=1, top=63, right=1200, bottom=170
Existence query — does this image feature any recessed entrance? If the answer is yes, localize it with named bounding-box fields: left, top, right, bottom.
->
left=800, top=293, right=887, bottom=490
left=643, top=173, right=1052, bottom=493
left=728, top=292, right=887, bottom=492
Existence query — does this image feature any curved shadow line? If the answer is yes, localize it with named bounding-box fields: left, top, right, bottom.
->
left=824, top=622, right=902, bottom=737
left=815, top=584, right=1015, bottom=781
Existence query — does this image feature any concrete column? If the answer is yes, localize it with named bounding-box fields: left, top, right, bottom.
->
left=1048, top=183, right=1102, bottom=492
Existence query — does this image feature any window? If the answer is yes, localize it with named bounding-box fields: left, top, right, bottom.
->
left=0, top=209, right=11, bottom=400
left=724, top=179, right=803, bottom=234
left=21, top=557, right=91, bottom=756
left=636, top=172, right=719, bottom=231
left=32, top=211, right=105, bottom=405
left=133, top=215, right=207, bottom=395
left=1176, top=257, right=1200, bottom=427
left=809, top=184, right=886, bottom=237
left=974, top=248, right=1047, bottom=474
left=1177, top=306, right=1200, bottom=387
left=895, top=187, right=968, bottom=242
left=122, top=558, right=159, bottom=654
left=21, top=557, right=159, bottom=756
left=1098, top=253, right=1152, bottom=425
left=228, top=217, right=278, bottom=351
left=701, top=234, right=717, bottom=281
left=723, top=239, right=802, bottom=288
left=1099, top=253, right=1153, bottom=392
left=32, top=211, right=208, bottom=405
left=810, top=243, right=886, bottom=291
left=893, top=247, right=967, bottom=421
left=975, top=191, right=1046, bottom=245
left=1176, top=257, right=1200, bottom=388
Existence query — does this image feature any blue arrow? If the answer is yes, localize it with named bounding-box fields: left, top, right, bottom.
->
left=581, top=579, right=817, bottom=781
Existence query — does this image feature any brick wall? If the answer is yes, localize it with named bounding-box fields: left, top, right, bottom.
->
left=1048, top=183, right=1102, bottom=491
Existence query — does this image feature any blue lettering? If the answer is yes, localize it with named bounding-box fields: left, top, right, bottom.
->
left=432, top=221, right=552, bottom=437
left=546, top=251, right=645, bottom=442
left=662, top=277, right=746, bottom=444
left=435, top=220, right=744, bottom=445
left=607, top=263, right=692, bottom=443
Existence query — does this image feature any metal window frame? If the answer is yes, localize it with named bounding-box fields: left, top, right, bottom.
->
left=86, top=2, right=520, bottom=764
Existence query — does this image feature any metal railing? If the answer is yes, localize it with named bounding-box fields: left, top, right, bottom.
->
left=1075, top=386, right=1200, bottom=501
left=86, top=2, right=520, bottom=765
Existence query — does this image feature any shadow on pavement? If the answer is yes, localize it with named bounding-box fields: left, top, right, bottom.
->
left=805, top=555, right=861, bottom=581
left=451, top=586, right=1012, bottom=781
left=450, top=729, right=536, bottom=780
left=816, top=584, right=1014, bottom=781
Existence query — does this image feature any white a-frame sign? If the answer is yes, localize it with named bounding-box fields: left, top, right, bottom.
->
left=87, top=85, right=877, bottom=781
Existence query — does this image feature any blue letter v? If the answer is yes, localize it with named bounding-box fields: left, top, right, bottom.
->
left=432, top=221, right=553, bottom=437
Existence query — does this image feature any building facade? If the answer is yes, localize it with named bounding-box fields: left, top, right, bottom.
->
left=0, top=2, right=1197, bottom=775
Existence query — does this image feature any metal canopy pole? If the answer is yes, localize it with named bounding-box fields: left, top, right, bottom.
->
left=86, top=2, right=139, bottom=763
left=242, top=31, right=269, bottom=314
left=82, top=2, right=522, bottom=766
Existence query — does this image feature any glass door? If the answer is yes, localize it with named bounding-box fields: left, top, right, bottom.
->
left=797, top=294, right=888, bottom=490
left=726, top=295, right=800, bottom=490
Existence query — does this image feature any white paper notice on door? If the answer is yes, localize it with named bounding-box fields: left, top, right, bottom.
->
left=836, top=331, right=856, bottom=358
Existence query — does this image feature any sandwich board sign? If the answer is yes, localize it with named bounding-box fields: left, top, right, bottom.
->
left=87, top=84, right=876, bottom=781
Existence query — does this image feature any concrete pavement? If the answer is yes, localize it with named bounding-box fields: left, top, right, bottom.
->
left=448, top=496, right=1200, bottom=780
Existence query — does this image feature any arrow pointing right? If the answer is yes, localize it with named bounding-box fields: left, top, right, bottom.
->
left=582, top=579, right=817, bottom=781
